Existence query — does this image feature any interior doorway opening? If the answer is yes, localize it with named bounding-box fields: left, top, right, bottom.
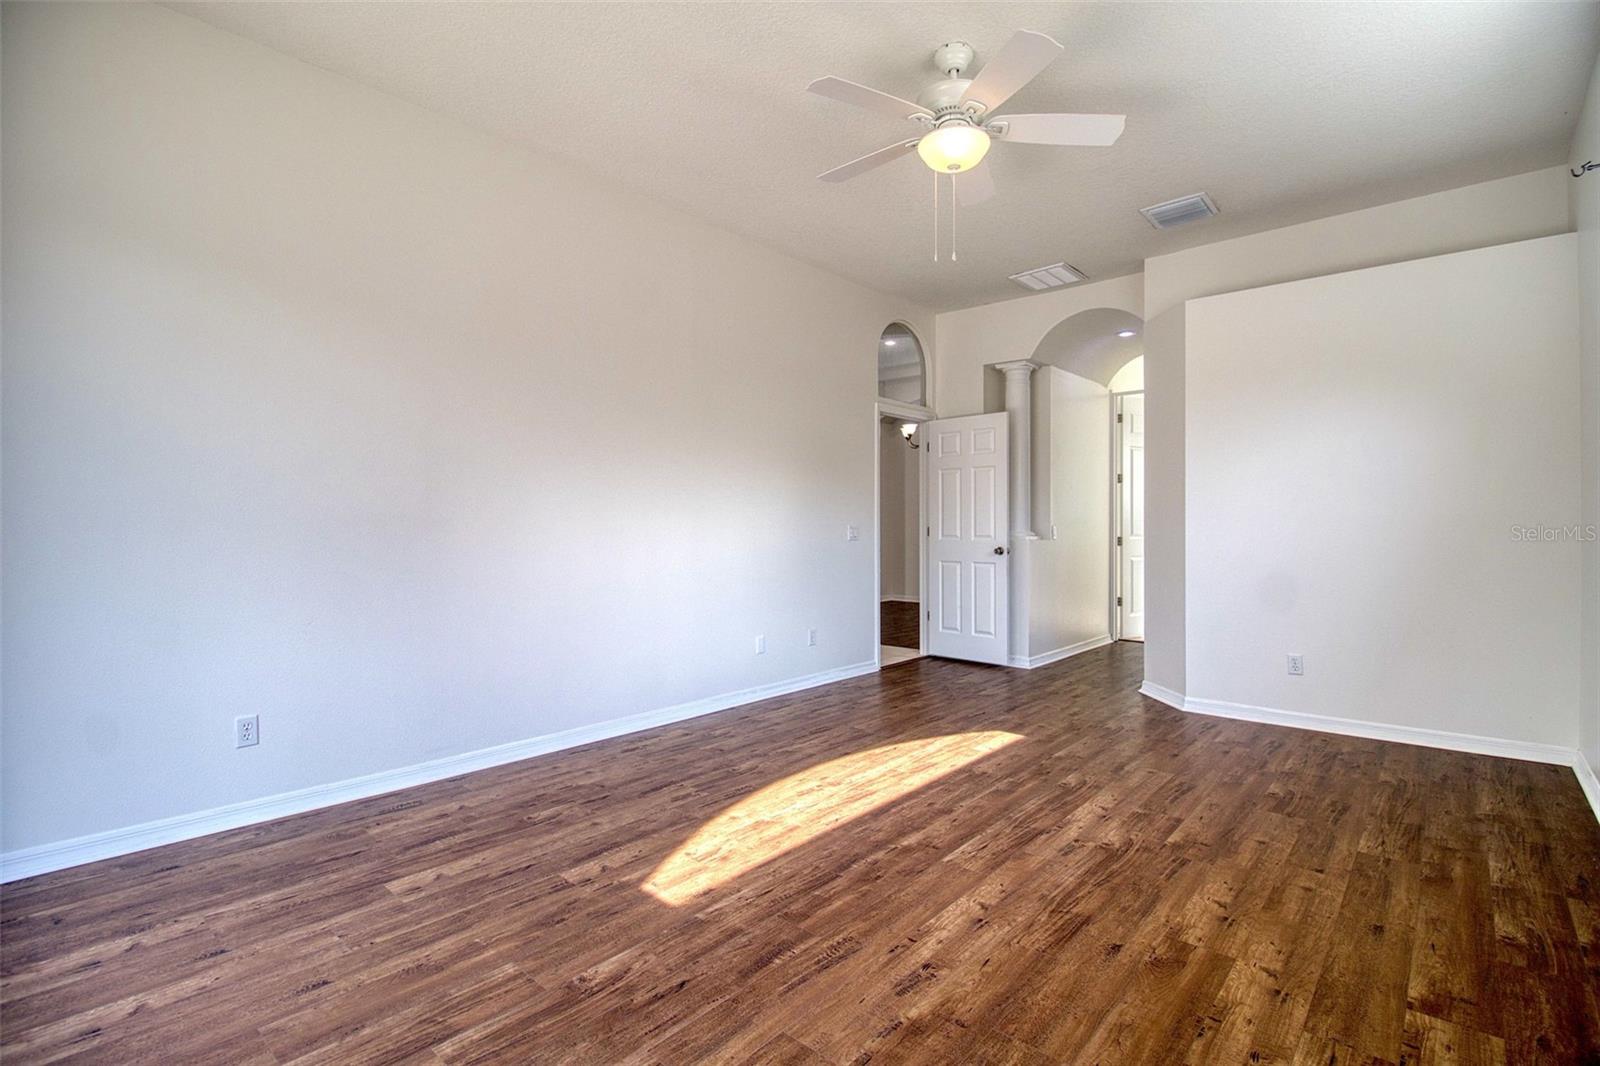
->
left=875, top=323, right=932, bottom=668
left=1019, top=310, right=1146, bottom=652
left=879, top=417, right=923, bottom=665
left=1113, top=359, right=1145, bottom=641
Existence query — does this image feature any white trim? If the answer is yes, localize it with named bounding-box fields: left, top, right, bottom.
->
left=1138, top=680, right=1186, bottom=710
left=1008, top=634, right=1112, bottom=670
left=1137, top=686, right=1598, bottom=825
left=1180, top=695, right=1576, bottom=765
left=0, top=659, right=878, bottom=883
left=1574, top=751, right=1600, bottom=824
left=876, top=397, right=935, bottom=423
left=880, top=594, right=919, bottom=604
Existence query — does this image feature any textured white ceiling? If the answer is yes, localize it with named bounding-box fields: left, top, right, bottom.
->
left=169, top=2, right=1600, bottom=311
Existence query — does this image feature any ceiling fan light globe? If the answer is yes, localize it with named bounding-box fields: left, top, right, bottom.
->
left=917, top=125, right=990, bottom=174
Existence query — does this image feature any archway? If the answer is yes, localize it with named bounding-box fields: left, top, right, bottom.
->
left=875, top=323, right=931, bottom=668
left=1029, top=307, right=1143, bottom=386
left=1015, top=308, right=1146, bottom=650
left=877, top=322, right=928, bottom=407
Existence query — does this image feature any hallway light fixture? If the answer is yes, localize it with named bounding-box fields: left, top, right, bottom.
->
left=900, top=423, right=920, bottom=449
left=1117, top=329, right=1137, bottom=338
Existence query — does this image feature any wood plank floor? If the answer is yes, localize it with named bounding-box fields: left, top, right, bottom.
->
left=879, top=600, right=920, bottom=650
left=3, top=643, right=1598, bottom=1065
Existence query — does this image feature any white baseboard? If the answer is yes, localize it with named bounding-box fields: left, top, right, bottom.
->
left=1181, top=695, right=1576, bottom=766
left=1008, top=635, right=1113, bottom=670
left=880, top=595, right=919, bottom=604
left=0, top=659, right=878, bottom=884
left=1137, top=680, right=1186, bottom=710
left=1138, top=687, right=1597, bottom=825
left=1574, top=751, right=1600, bottom=824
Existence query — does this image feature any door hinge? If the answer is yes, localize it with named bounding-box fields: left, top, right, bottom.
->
left=1117, top=596, right=1123, bottom=606
left=926, top=526, right=930, bottom=537
left=1117, top=412, right=1124, bottom=423
left=1116, top=535, right=1123, bottom=546
left=1116, top=473, right=1123, bottom=484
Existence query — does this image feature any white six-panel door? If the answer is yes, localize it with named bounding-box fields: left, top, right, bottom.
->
left=925, top=413, right=1009, bottom=665
left=1118, top=393, right=1146, bottom=640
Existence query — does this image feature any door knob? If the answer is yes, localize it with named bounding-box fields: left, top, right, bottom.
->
left=993, top=546, right=1007, bottom=555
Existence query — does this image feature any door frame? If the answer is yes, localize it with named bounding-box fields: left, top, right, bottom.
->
left=1111, top=389, right=1145, bottom=641
left=874, top=399, right=932, bottom=667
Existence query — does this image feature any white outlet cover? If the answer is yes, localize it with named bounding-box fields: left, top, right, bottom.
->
left=845, top=524, right=859, bottom=541
left=755, top=635, right=766, bottom=655
left=1287, top=655, right=1304, bottom=676
left=235, top=714, right=260, bottom=748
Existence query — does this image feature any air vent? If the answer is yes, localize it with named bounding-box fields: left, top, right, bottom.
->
left=1140, top=192, right=1218, bottom=230
left=1008, top=262, right=1086, bottom=291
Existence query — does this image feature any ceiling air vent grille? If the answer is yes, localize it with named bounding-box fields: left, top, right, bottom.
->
left=1008, top=262, right=1086, bottom=291
left=1140, top=192, right=1218, bottom=230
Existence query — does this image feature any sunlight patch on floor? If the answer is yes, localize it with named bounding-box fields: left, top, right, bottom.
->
left=641, top=730, right=1023, bottom=905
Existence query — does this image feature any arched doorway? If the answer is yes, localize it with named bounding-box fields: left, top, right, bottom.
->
left=878, top=323, right=928, bottom=407
left=876, top=324, right=932, bottom=667
left=1020, top=308, right=1146, bottom=643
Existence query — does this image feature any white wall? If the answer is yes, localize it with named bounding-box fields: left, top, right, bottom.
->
left=1186, top=234, right=1581, bottom=747
left=1572, top=53, right=1600, bottom=771
left=1109, top=357, right=1144, bottom=394
left=878, top=421, right=918, bottom=600
left=1142, top=166, right=1574, bottom=701
left=0, top=3, right=933, bottom=853
left=939, top=171, right=1573, bottom=702
left=1025, top=368, right=1111, bottom=660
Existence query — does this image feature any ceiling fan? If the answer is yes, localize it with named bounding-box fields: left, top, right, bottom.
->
left=808, top=31, right=1125, bottom=207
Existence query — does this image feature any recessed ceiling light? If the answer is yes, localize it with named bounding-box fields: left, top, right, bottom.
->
left=1117, top=329, right=1137, bottom=338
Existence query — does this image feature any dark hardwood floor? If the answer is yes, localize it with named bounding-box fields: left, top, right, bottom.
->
left=3, top=643, right=1598, bottom=1065
left=879, top=599, right=920, bottom=650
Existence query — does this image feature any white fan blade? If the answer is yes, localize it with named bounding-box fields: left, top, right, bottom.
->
left=953, top=163, right=994, bottom=206
left=960, top=31, right=1064, bottom=115
left=817, top=139, right=920, bottom=182
left=994, top=113, right=1125, bottom=146
left=808, top=77, right=932, bottom=122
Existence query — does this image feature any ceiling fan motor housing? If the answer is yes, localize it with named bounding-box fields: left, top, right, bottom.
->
left=921, top=78, right=979, bottom=119
left=931, top=41, right=975, bottom=77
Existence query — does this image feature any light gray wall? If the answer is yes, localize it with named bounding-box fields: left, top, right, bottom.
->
left=1141, top=166, right=1573, bottom=701
left=1027, top=368, right=1112, bottom=658
left=1185, top=235, right=1581, bottom=747
left=1572, top=51, right=1600, bottom=771
left=0, top=3, right=933, bottom=852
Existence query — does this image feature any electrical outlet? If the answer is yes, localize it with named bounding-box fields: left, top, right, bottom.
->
left=1287, top=655, right=1304, bottom=676
left=845, top=524, right=859, bottom=542
left=807, top=627, right=818, bottom=647
left=755, top=635, right=766, bottom=655
left=235, top=714, right=259, bottom=748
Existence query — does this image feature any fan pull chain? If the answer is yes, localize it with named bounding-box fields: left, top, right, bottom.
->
left=950, top=175, right=958, bottom=262
left=932, top=169, right=939, bottom=262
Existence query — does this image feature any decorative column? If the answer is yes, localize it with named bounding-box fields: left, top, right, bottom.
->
left=994, top=360, right=1039, bottom=540
left=994, top=360, right=1038, bottom=667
